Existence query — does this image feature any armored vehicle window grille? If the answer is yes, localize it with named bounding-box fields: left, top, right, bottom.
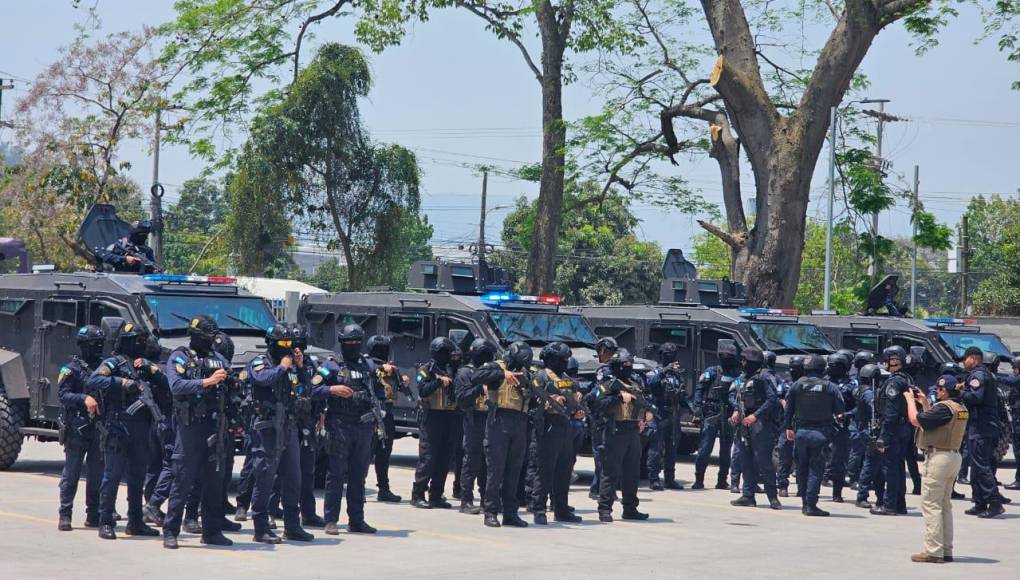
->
left=939, top=332, right=1012, bottom=360
left=42, top=300, right=80, bottom=326
left=698, top=329, right=733, bottom=352
left=89, top=302, right=123, bottom=325
left=389, top=315, right=427, bottom=339
left=0, top=298, right=29, bottom=315
left=488, top=312, right=597, bottom=346
left=340, top=314, right=378, bottom=336
left=650, top=326, right=690, bottom=348
left=450, top=266, right=474, bottom=278
left=144, top=295, right=275, bottom=332
left=842, top=334, right=881, bottom=352
left=749, top=323, right=835, bottom=353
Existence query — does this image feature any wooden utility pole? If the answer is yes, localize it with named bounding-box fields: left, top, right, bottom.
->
left=476, top=168, right=489, bottom=291
left=150, top=104, right=165, bottom=266
left=959, top=214, right=970, bottom=316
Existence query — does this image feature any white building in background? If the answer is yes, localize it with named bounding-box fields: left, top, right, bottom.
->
left=236, top=277, right=328, bottom=320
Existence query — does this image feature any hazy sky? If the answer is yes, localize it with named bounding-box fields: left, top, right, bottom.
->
left=1, top=1, right=1017, bottom=260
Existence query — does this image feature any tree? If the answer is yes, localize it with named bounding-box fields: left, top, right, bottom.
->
left=251, top=43, right=424, bottom=290
left=163, top=176, right=231, bottom=274
left=963, top=194, right=1020, bottom=315
left=224, top=146, right=295, bottom=277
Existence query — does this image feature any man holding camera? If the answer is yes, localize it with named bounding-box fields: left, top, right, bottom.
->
left=905, top=374, right=969, bottom=564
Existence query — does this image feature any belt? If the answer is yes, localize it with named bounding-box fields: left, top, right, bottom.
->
left=922, top=447, right=960, bottom=453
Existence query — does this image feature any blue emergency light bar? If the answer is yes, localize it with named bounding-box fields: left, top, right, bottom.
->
left=481, top=291, right=561, bottom=306
left=925, top=317, right=975, bottom=325
left=143, top=274, right=237, bottom=284
left=737, top=307, right=798, bottom=316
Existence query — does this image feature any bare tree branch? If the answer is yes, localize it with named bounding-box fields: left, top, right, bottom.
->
left=293, top=0, right=350, bottom=82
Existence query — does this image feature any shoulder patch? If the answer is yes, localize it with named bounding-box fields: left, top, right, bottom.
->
left=174, top=356, right=186, bottom=365
left=57, top=367, right=71, bottom=384
left=97, top=365, right=112, bottom=377
left=885, top=385, right=898, bottom=399
left=238, top=370, right=248, bottom=381
left=174, top=363, right=186, bottom=375
left=311, top=374, right=324, bottom=385
left=969, top=379, right=980, bottom=388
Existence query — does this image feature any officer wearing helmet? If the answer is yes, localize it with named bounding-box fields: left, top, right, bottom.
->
left=56, top=325, right=107, bottom=531
left=529, top=341, right=582, bottom=524
left=853, top=362, right=884, bottom=509
left=643, top=342, right=688, bottom=491
left=852, top=351, right=876, bottom=378
left=588, top=337, right=618, bottom=499
left=481, top=341, right=533, bottom=527
left=774, top=355, right=803, bottom=497
left=94, top=219, right=161, bottom=274
left=866, top=345, right=914, bottom=516
left=729, top=347, right=781, bottom=510
left=455, top=338, right=498, bottom=514
left=366, top=335, right=407, bottom=503
left=1005, top=357, right=1020, bottom=491
left=822, top=352, right=855, bottom=503
left=86, top=320, right=167, bottom=539
left=411, top=336, right=463, bottom=509
left=846, top=352, right=876, bottom=488
left=691, top=340, right=740, bottom=490
left=959, top=346, right=1005, bottom=518
left=315, top=323, right=386, bottom=535
left=592, top=348, right=650, bottom=522
left=161, top=316, right=234, bottom=549
left=784, top=354, right=844, bottom=516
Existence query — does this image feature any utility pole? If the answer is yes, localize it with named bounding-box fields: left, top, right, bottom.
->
left=860, top=98, right=901, bottom=281
left=823, top=105, right=837, bottom=311
left=910, top=165, right=919, bottom=314
left=150, top=104, right=165, bottom=267
left=959, top=214, right=970, bottom=316
left=476, top=167, right=489, bottom=291
left=0, top=79, right=14, bottom=131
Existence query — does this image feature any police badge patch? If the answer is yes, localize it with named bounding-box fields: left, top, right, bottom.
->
left=57, top=367, right=71, bottom=385
left=969, top=379, right=980, bottom=388
left=312, top=374, right=324, bottom=385
left=886, top=385, right=899, bottom=399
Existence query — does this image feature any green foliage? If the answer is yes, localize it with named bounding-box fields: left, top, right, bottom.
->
left=488, top=182, right=663, bottom=305
left=964, top=194, right=1020, bottom=314
left=912, top=210, right=953, bottom=251
left=163, top=177, right=231, bottom=274
left=298, top=259, right=347, bottom=293
left=690, top=232, right=730, bottom=279
left=224, top=146, right=294, bottom=277
left=793, top=221, right=870, bottom=314
left=838, top=148, right=895, bottom=215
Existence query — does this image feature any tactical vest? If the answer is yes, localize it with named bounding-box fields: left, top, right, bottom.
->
left=736, top=376, right=759, bottom=411
left=708, top=370, right=736, bottom=406
left=489, top=361, right=528, bottom=413
left=375, top=367, right=398, bottom=405
left=794, top=378, right=834, bottom=424
left=916, top=400, right=969, bottom=451
left=609, top=379, right=642, bottom=422
left=541, top=369, right=576, bottom=416
left=423, top=363, right=457, bottom=411
left=327, top=363, right=370, bottom=417
left=471, top=364, right=489, bottom=412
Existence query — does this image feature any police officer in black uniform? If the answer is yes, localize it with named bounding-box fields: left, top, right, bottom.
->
left=588, top=337, right=619, bottom=499
left=729, top=347, right=782, bottom=510
left=784, top=354, right=844, bottom=516
left=593, top=349, right=650, bottom=523
left=853, top=363, right=884, bottom=509
left=869, top=345, right=913, bottom=516
left=86, top=320, right=166, bottom=539
left=480, top=341, right=533, bottom=528
left=366, top=335, right=405, bottom=503
left=823, top=352, right=854, bottom=502
left=960, top=346, right=1005, bottom=518
left=93, top=220, right=160, bottom=274
left=846, top=351, right=876, bottom=486
left=530, top=342, right=582, bottom=524
left=455, top=338, right=496, bottom=515
left=412, top=336, right=463, bottom=509
left=57, top=325, right=106, bottom=531
left=644, top=342, right=688, bottom=491
left=775, top=355, right=802, bottom=497
left=246, top=323, right=320, bottom=543
left=316, top=323, right=384, bottom=535
left=1004, top=356, right=1020, bottom=491
left=691, top=340, right=740, bottom=490
left=161, top=316, right=233, bottom=549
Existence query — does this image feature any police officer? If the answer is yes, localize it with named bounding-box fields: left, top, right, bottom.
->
left=784, top=354, right=844, bottom=516
left=412, top=336, right=463, bottom=509
left=366, top=335, right=405, bottom=503
left=142, top=334, right=174, bottom=528
left=959, top=346, right=1005, bottom=518
left=481, top=341, right=533, bottom=527
left=644, top=342, right=688, bottom=491
left=247, top=323, right=319, bottom=543
left=455, top=339, right=495, bottom=515
left=588, top=337, right=618, bottom=499
left=592, top=349, right=650, bottom=522
left=93, top=219, right=160, bottom=274
left=853, top=363, right=884, bottom=509
left=57, top=325, right=106, bottom=531
left=565, top=356, right=587, bottom=498
left=846, top=351, right=876, bottom=486
left=161, top=316, right=233, bottom=549
left=86, top=320, right=165, bottom=539
left=823, top=352, right=854, bottom=502
left=729, top=348, right=781, bottom=509
left=867, top=346, right=913, bottom=516
left=774, top=354, right=802, bottom=497
left=530, top=342, right=582, bottom=524
left=1004, top=357, right=1020, bottom=491
left=691, top=340, right=739, bottom=490
left=317, top=323, right=383, bottom=535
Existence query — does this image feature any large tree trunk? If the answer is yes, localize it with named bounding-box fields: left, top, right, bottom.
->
left=525, top=72, right=566, bottom=294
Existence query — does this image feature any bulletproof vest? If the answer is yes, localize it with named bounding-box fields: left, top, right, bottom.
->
left=374, top=365, right=398, bottom=405
left=423, top=361, right=457, bottom=411
left=489, top=361, right=528, bottom=413
left=916, top=400, right=969, bottom=450
left=466, top=364, right=488, bottom=412
left=794, top=378, right=834, bottom=424
left=327, top=361, right=371, bottom=416
left=607, top=378, right=642, bottom=422
left=709, top=370, right=736, bottom=406
left=541, top=369, right=576, bottom=416
left=879, top=373, right=909, bottom=420
left=736, top=376, right=760, bottom=411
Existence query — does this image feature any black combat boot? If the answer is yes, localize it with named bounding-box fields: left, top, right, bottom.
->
left=977, top=504, right=1005, bottom=519
left=98, top=525, right=117, bottom=540
left=142, top=503, right=165, bottom=527
left=665, top=480, right=685, bottom=490
left=234, top=505, right=248, bottom=522
left=832, top=494, right=844, bottom=503
left=125, top=521, right=160, bottom=537
left=58, top=516, right=72, bottom=531
left=283, top=527, right=315, bottom=542
left=649, top=480, right=664, bottom=491
left=483, top=513, right=501, bottom=527
left=554, top=510, right=582, bottom=523
left=730, top=496, right=756, bottom=507
left=715, top=476, right=729, bottom=490
left=83, top=512, right=99, bottom=528
left=460, top=500, right=482, bottom=515
left=855, top=500, right=872, bottom=509
left=598, top=512, right=613, bottom=523
left=429, top=497, right=453, bottom=509
left=324, top=522, right=340, bottom=535
left=163, top=533, right=178, bottom=550
left=201, top=533, right=234, bottom=546
left=622, top=509, right=649, bottom=521
left=348, top=520, right=378, bottom=534
left=533, top=512, right=548, bottom=525
left=768, top=496, right=782, bottom=510
left=502, top=513, right=528, bottom=527
left=410, top=495, right=432, bottom=509
left=182, top=518, right=202, bottom=534
left=691, top=474, right=705, bottom=490
left=301, top=514, right=325, bottom=527
left=964, top=504, right=987, bottom=516
left=870, top=506, right=897, bottom=516
left=253, top=529, right=282, bottom=544
left=220, top=518, right=242, bottom=532
left=804, top=504, right=830, bottom=517
left=728, top=483, right=740, bottom=494
left=377, top=488, right=402, bottom=503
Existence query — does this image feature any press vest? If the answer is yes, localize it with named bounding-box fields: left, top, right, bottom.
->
left=916, top=400, right=969, bottom=451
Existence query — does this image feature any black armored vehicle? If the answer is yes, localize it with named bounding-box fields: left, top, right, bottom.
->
left=299, top=259, right=649, bottom=436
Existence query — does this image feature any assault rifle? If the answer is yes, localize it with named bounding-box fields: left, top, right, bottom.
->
left=349, top=368, right=387, bottom=442
left=732, top=378, right=752, bottom=447
left=608, top=378, right=659, bottom=420
left=107, top=241, right=162, bottom=274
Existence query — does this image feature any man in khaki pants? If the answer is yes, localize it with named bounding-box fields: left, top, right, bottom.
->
left=905, top=375, right=969, bottom=564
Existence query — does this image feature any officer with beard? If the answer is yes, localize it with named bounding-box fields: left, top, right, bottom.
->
left=775, top=355, right=802, bottom=497
left=691, top=340, right=740, bottom=490
left=959, top=346, right=1005, bottom=518
left=784, top=354, right=844, bottom=516
left=317, top=324, right=384, bottom=535
left=161, top=316, right=232, bottom=549
left=869, top=346, right=913, bottom=516
left=530, top=342, right=582, bottom=524
left=644, top=342, right=687, bottom=491
left=481, top=341, right=533, bottom=527
left=412, top=337, right=463, bottom=509
left=86, top=321, right=166, bottom=539
left=455, top=339, right=496, bottom=515
left=57, top=325, right=106, bottom=531
left=593, top=349, right=650, bottom=522
left=94, top=219, right=160, bottom=274
left=366, top=335, right=406, bottom=503
left=729, top=348, right=782, bottom=509
left=823, top=352, right=854, bottom=503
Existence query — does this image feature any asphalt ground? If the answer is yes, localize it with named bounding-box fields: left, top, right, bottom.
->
left=2, top=437, right=1018, bottom=580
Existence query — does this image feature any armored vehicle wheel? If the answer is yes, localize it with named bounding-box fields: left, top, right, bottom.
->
left=0, top=389, right=27, bottom=470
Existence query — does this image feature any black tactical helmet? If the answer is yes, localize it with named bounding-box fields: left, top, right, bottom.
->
left=836, top=348, right=856, bottom=361
left=717, top=339, right=738, bottom=359
left=113, top=320, right=149, bottom=356
left=187, top=315, right=220, bottom=340
left=338, top=323, right=365, bottom=343
left=609, top=348, right=635, bottom=378
left=366, top=335, right=392, bottom=361
left=213, top=332, right=234, bottom=362
left=504, top=341, right=533, bottom=371
left=763, top=350, right=777, bottom=370
left=741, top=347, right=764, bottom=364
left=566, top=356, right=579, bottom=377
left=430, top=336, right=456, bottom=361
left=906, top=346, right=928, bottom=371
left=982, top=350, right=998, bottom=367
left=595, top=337, right=619, bottom=353
left=145, top=334, right=163, bottom=360
left=658, top=342, right=679, bottom=365
left=469, top=338, right=497, bottom=366
left=76, top=325, right=105, bottom=345
left=1012, top=356, right=1020, bottom=370
left=853, top=351, right=876, bottom=369
left=130, top=219, right=152, bottom=235
left=827, top=352, right=851, bottom=374
left=804, top=354, right=827, bottom=374
left=266, top=323, right=298, bottom=345
left=858, top=363, right=881, bottom=380
left=882, top=345, right=906, bottom=364
left=540, top=341, right=571, bottom=373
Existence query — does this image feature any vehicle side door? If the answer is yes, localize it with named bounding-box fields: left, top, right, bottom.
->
left=696, top=327, right=741, bottom=396
left=37, top=298, right=86, bottom=420
left=648, top=323, right=695, bottom=392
